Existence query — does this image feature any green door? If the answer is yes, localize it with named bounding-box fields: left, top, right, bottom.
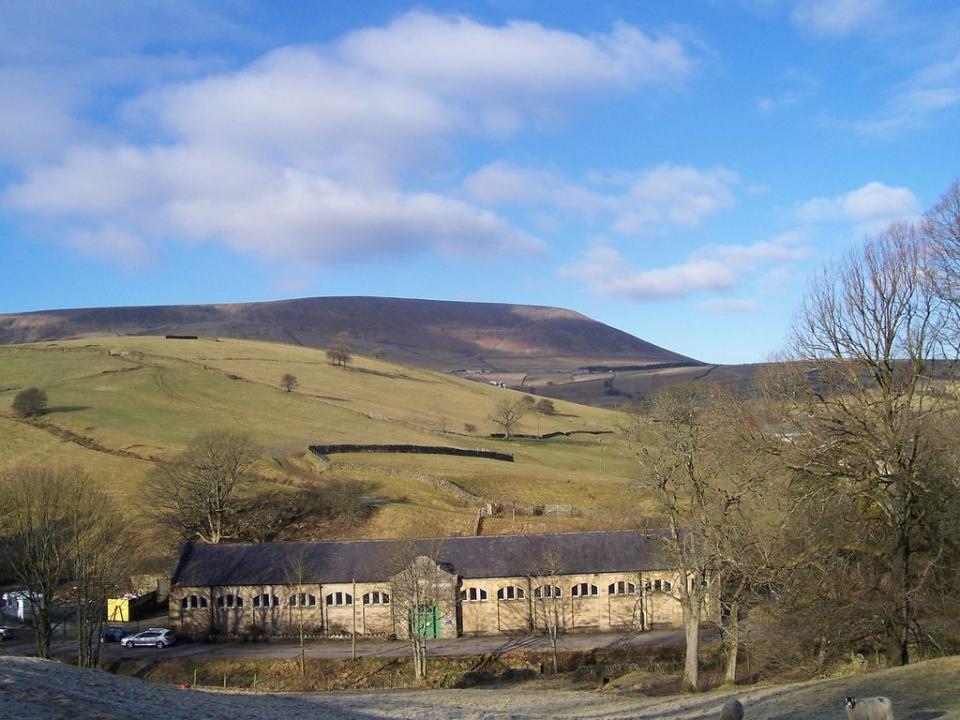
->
left=416, top=606, right=441, bottom=639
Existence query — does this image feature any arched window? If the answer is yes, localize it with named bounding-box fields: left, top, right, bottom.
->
left=460, top=587, right=488, bottom=602
left=289, top=593, right=317, bottom=607
left=215, top=593, right=243, bottom=608
left=571, top=583, right=598, bottom=597
left=325, top=592, right=353, bottom=607
left=644, top=579, right=673, bottom=593
left=252, top=593, right=279, bottom=608
left=607, top=581, right=637, bottom=596
left=180, top=594, right=208, bottom=609
left=497, top=586, right=525, bottom=601
left=534, top=585, right=562, bottom=599
left=363, top=591, right=390, bottom=606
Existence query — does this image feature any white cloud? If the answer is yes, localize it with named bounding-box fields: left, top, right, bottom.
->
left=66, top=225, right=152, bottom=267
left=845, top=52, right=960, bottom=136
left=561, top=232, right=810, bottom=301
left=3, top=11, right=697, bottom=266
left=791, top=0, right=885, bottom=36
left=798, top=181, right=920, bottom=234
left=463, top=161, right=738, bottom=235
left=339, top=12, right=694, bottom=95
left=561, top=246, right=736, bottom=300
left=6, top=144, right=542, bottom=265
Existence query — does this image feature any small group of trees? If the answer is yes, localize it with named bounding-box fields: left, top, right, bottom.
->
left=488, top=395, right=556, bottom=438
left=326, top=332, right=352, bottom=368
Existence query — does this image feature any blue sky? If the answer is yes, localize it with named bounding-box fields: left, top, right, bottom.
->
left=1, top=1, right=958, bottom=363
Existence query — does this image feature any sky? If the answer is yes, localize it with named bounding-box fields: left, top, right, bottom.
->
left=1, top=1, right=958, bottom=364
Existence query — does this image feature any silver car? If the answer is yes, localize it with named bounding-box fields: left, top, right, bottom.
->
left=121, top=628, right=176, bottom=648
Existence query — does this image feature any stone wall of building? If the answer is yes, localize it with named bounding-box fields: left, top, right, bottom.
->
left=170, top=569, right=693, bottom=638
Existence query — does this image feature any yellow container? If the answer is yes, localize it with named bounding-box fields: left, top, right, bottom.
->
left=107, top=597, right=131, bottom=622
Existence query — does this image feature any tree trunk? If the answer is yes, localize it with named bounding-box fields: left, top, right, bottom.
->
left=898, top=535, right=912, bottom=666
left=681, top=600, right=701, bottom=692
left=723, top=601, right=740, bottom=685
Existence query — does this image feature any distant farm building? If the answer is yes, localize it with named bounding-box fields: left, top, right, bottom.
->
left=169, top=531, right=698, bottom=639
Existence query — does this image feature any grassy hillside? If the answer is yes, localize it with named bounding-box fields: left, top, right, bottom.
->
left=0, top=336, right=643, bottom=541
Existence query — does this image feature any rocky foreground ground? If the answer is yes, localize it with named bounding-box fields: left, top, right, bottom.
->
left=2, top=655, right=958, bottom=719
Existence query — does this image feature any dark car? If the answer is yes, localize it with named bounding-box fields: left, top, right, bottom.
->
left=0, top=626, right=14, bottom=641
left=100, top=626, right=130, bottom=643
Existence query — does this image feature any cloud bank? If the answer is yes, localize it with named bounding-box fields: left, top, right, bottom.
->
left=3, top=11, right=696, bottom=267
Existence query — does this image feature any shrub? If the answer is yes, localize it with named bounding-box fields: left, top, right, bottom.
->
left=535, top=399, right=556, bottom=415
left=12, top=388, right=47, bottom=417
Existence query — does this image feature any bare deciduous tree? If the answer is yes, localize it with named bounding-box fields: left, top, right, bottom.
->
left=782, top=222, right=960, bottom=665
left=490, top=399, right=527, bottom=439
left=528, top=549, right=565, bottom=674
left=146, top=431, right=259, bottom=544
left=0, top=467, right=131, bottom=664
left=389, top=539, right=451, bottom=681
left=628, top=385, right=753, bottom=691
left=287, top=552, right=309, bottom=678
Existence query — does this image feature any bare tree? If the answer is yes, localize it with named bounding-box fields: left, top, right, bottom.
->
left=490, top=399, right=527, bottom=439
left=0, top=467, right=69, bottom=658
left=528, top=549, right=565, bottom=674
left=326, top=332, right=353, bottom=368
left=280, top=373, right=299, bottom=393
left=925, top=179, right=960, bottom=352
left=782, top=222, right=959, bottom=665
left=629, top=385, right=732, bottom=692
left=0, top=467, right=131, bottom=663
left=67, top=477, right=134, bottom=668
left=287, top=552, right=309, bottom=678
left=146, top=432, right=259, bottom=544
left=389, top=539, right=452, bottom=681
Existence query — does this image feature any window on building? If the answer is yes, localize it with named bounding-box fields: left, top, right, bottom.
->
left=571, top=583, right=598, bottom=597
left=644, top=579, right=672, bottom=593
left=290, top=593, right=317, bottom=607
left=180, top=594, right=208, bottom=609
left=497, top=586, right=525, bottom=601
left=325, top=592, right=353, bottom=607
left=459, top=587, right=488, bottom=602
left=253, top=593, right=279, bottom=608
left=533, top=585, right=562, bottom=599
left=607, top=581, right=637, bottom=596
left=215, top=593, right=243, bottom=608
left=362, top=591, right=390, bottom=606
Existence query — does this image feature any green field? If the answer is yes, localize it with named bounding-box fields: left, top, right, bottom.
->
left=0, top=337, right=647, bottom=540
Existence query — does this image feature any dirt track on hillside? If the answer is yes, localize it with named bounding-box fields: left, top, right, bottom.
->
left=3, top=655, right=959, bottom=719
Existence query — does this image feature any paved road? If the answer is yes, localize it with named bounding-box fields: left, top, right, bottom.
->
left=1, top=628, right=685, bottom=663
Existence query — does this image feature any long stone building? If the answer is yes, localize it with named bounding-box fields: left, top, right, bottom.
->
left=169, top=530, right=690, bottom=639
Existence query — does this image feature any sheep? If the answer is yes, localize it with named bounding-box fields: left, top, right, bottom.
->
left=719, top=697, right=744, bottom=720
left=844, top=695, right=895, bottom=720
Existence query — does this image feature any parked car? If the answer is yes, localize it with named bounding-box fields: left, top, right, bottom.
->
left=100, top=626, right=130, bottom=643
left=0, top=626, right=14, bottom=641
left=121, top=628, right=176, bottom=648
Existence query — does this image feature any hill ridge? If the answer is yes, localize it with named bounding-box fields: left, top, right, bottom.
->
left=0, top=296, right=700, bottom=374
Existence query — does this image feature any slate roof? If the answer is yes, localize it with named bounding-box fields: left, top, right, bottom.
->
left=170, top=530, right=673, bottom=587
